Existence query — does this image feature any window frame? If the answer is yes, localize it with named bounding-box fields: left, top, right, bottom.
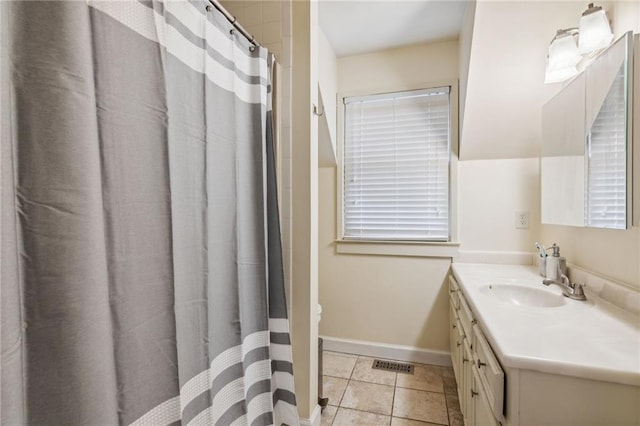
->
left=335, top=80, right=460, bottom=257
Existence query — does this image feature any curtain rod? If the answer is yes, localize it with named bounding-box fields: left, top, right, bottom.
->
left=206, top=0, right=258, bottom=49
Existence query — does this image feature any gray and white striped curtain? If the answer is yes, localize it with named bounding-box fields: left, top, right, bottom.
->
left=1, top=1, right=298, bottom=425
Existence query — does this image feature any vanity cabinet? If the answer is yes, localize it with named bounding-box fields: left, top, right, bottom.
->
left=449, top=276, right=504, bottom=426
left=449, top=265, right=640, bottom=426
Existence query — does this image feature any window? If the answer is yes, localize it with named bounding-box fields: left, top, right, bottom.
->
left=342, top=87, right=451, bottom=241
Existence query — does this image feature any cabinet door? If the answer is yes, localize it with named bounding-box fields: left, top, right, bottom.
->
left=472, top=325, right=504, bottom=419
left=472, top=367, right=500, bottom=426
left=450, top=300, right=460, bottom=382
left=462, top=337, right=474, bottom=424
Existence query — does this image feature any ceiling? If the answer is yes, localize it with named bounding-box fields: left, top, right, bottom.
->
left=319, top=0, right=468, bottom=57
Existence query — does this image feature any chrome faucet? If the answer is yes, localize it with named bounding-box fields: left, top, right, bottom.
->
left=543, top=274, right=587, bottom=301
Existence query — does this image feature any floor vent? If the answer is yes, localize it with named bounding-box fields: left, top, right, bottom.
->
left=372, top=359, right=414, bottom=375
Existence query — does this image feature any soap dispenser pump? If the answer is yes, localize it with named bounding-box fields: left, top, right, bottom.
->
left=545, top=243, right=566, bottom=281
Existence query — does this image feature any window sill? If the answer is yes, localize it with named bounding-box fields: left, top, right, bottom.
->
left=334, top=239, right=460, bottom=258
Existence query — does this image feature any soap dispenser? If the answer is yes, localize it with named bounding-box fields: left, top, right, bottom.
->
left=545, top=244, right=566, bottom=281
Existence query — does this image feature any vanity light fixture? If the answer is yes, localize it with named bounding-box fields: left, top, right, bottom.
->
left=544, top=29, right=581, bottom=84
left=577, top=3, right=614, bottom=54
left=544, top=3, right=613, bottom=84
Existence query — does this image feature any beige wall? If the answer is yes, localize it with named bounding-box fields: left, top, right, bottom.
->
left=461, top=1, right=586, bottom=160
left=319, top=40, right=459, bottom=352
left=318, top=28, right=337, bottom=152
left=319, top=168, right=452, bottom=350
left=455, top=1, right=543, bottom=264
left=458, top=0, right=476, bottom=134
left=458, top=158, right=540, bottom=253
left=539, top=225, right=640, bottom=288
left=612, top=1, right=640, bottom=38
left=338, top=40, right=458, bottom=93
left=290, top=0, right=319, bottom=419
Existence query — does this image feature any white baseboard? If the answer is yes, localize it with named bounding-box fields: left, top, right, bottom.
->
left=320, top=336, right=452, bottom=367
left=454, top=250, right=535, bottom=266
left=299, top=404, right=321, bottom=426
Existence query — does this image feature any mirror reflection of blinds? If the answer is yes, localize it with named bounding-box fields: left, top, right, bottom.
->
left=586, top=64, right=626, bottom=229
left=343, top=87, right=450, bottom=241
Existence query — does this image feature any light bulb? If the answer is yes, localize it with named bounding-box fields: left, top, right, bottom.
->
left=545, top=32, right=581, bottom=84
left=578, top=4, right=613, bottom=54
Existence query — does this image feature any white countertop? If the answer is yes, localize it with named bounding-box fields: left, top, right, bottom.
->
left=451, top=263, right=640, bottom=387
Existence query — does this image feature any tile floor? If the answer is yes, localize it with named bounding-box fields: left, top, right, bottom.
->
left=321, top=351, right=462, bottom=426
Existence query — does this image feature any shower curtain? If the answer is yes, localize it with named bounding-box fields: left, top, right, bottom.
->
left=1, top=1, right=298, bottom=425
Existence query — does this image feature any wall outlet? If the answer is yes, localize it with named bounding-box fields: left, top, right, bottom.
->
left=516, top=211, right=529, bottom=229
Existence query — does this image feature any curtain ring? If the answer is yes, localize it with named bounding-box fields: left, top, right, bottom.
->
left=205, top=4, right=212, bottom=12
left=313, top=105, right=324, bottom=117
left=230, top=28, right=235, bottom=35
left=249, top=45, right=255, bottom=52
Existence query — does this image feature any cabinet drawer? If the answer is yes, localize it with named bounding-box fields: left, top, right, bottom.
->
left=457, top=290, right=475, bottom=338
left=449, top=276, right=460, bottom=309
left=449, top=275, right=460, bottom=292
left=450, top=288, right=460, bottom=310
left=473, top=324, right=504, bottom=420
left=455, top=316, right=465, bottom=347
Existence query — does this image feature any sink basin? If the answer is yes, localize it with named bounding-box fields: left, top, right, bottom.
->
left=480, top=284, right=566, bottom=308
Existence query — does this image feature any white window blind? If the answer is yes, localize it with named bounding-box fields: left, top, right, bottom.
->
left=343, top=87, right=451, bottom=241
left=586, top=64, right=627, bottom=229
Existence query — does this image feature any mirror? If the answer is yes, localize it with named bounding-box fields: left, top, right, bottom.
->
left=541, top=32, right=634, bottom=229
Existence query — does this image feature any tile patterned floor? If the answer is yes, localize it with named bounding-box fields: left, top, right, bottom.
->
left=321, top=351, right=462, bottom=426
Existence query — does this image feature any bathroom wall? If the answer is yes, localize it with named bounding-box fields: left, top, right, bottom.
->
left=457, top=158, right=541, bottom=261
left=539, top=225, right=640, bottom=288
left=612, top=1, right=640, bottom=38
left=337, top=40, right=458, bottom=94
left=289, top=0, right=320, bottom=419
left=460, top=1, right=587, bottom=160
left=453, top=0, right=560, bottom=267
left=458, top=0, right=476, bottom=134
left=318, top=28, right=337, bottom=155
left=318, top=40, right=458, bottom=354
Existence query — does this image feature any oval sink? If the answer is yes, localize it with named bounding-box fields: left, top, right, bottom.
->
left=479, top=284, right=566, bottom=308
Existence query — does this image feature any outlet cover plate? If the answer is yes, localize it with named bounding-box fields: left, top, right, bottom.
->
left=516, top=211, right=529, bottom=229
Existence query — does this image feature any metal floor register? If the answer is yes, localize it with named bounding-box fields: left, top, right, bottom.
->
left=371, top=359, right=414, bottom=374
